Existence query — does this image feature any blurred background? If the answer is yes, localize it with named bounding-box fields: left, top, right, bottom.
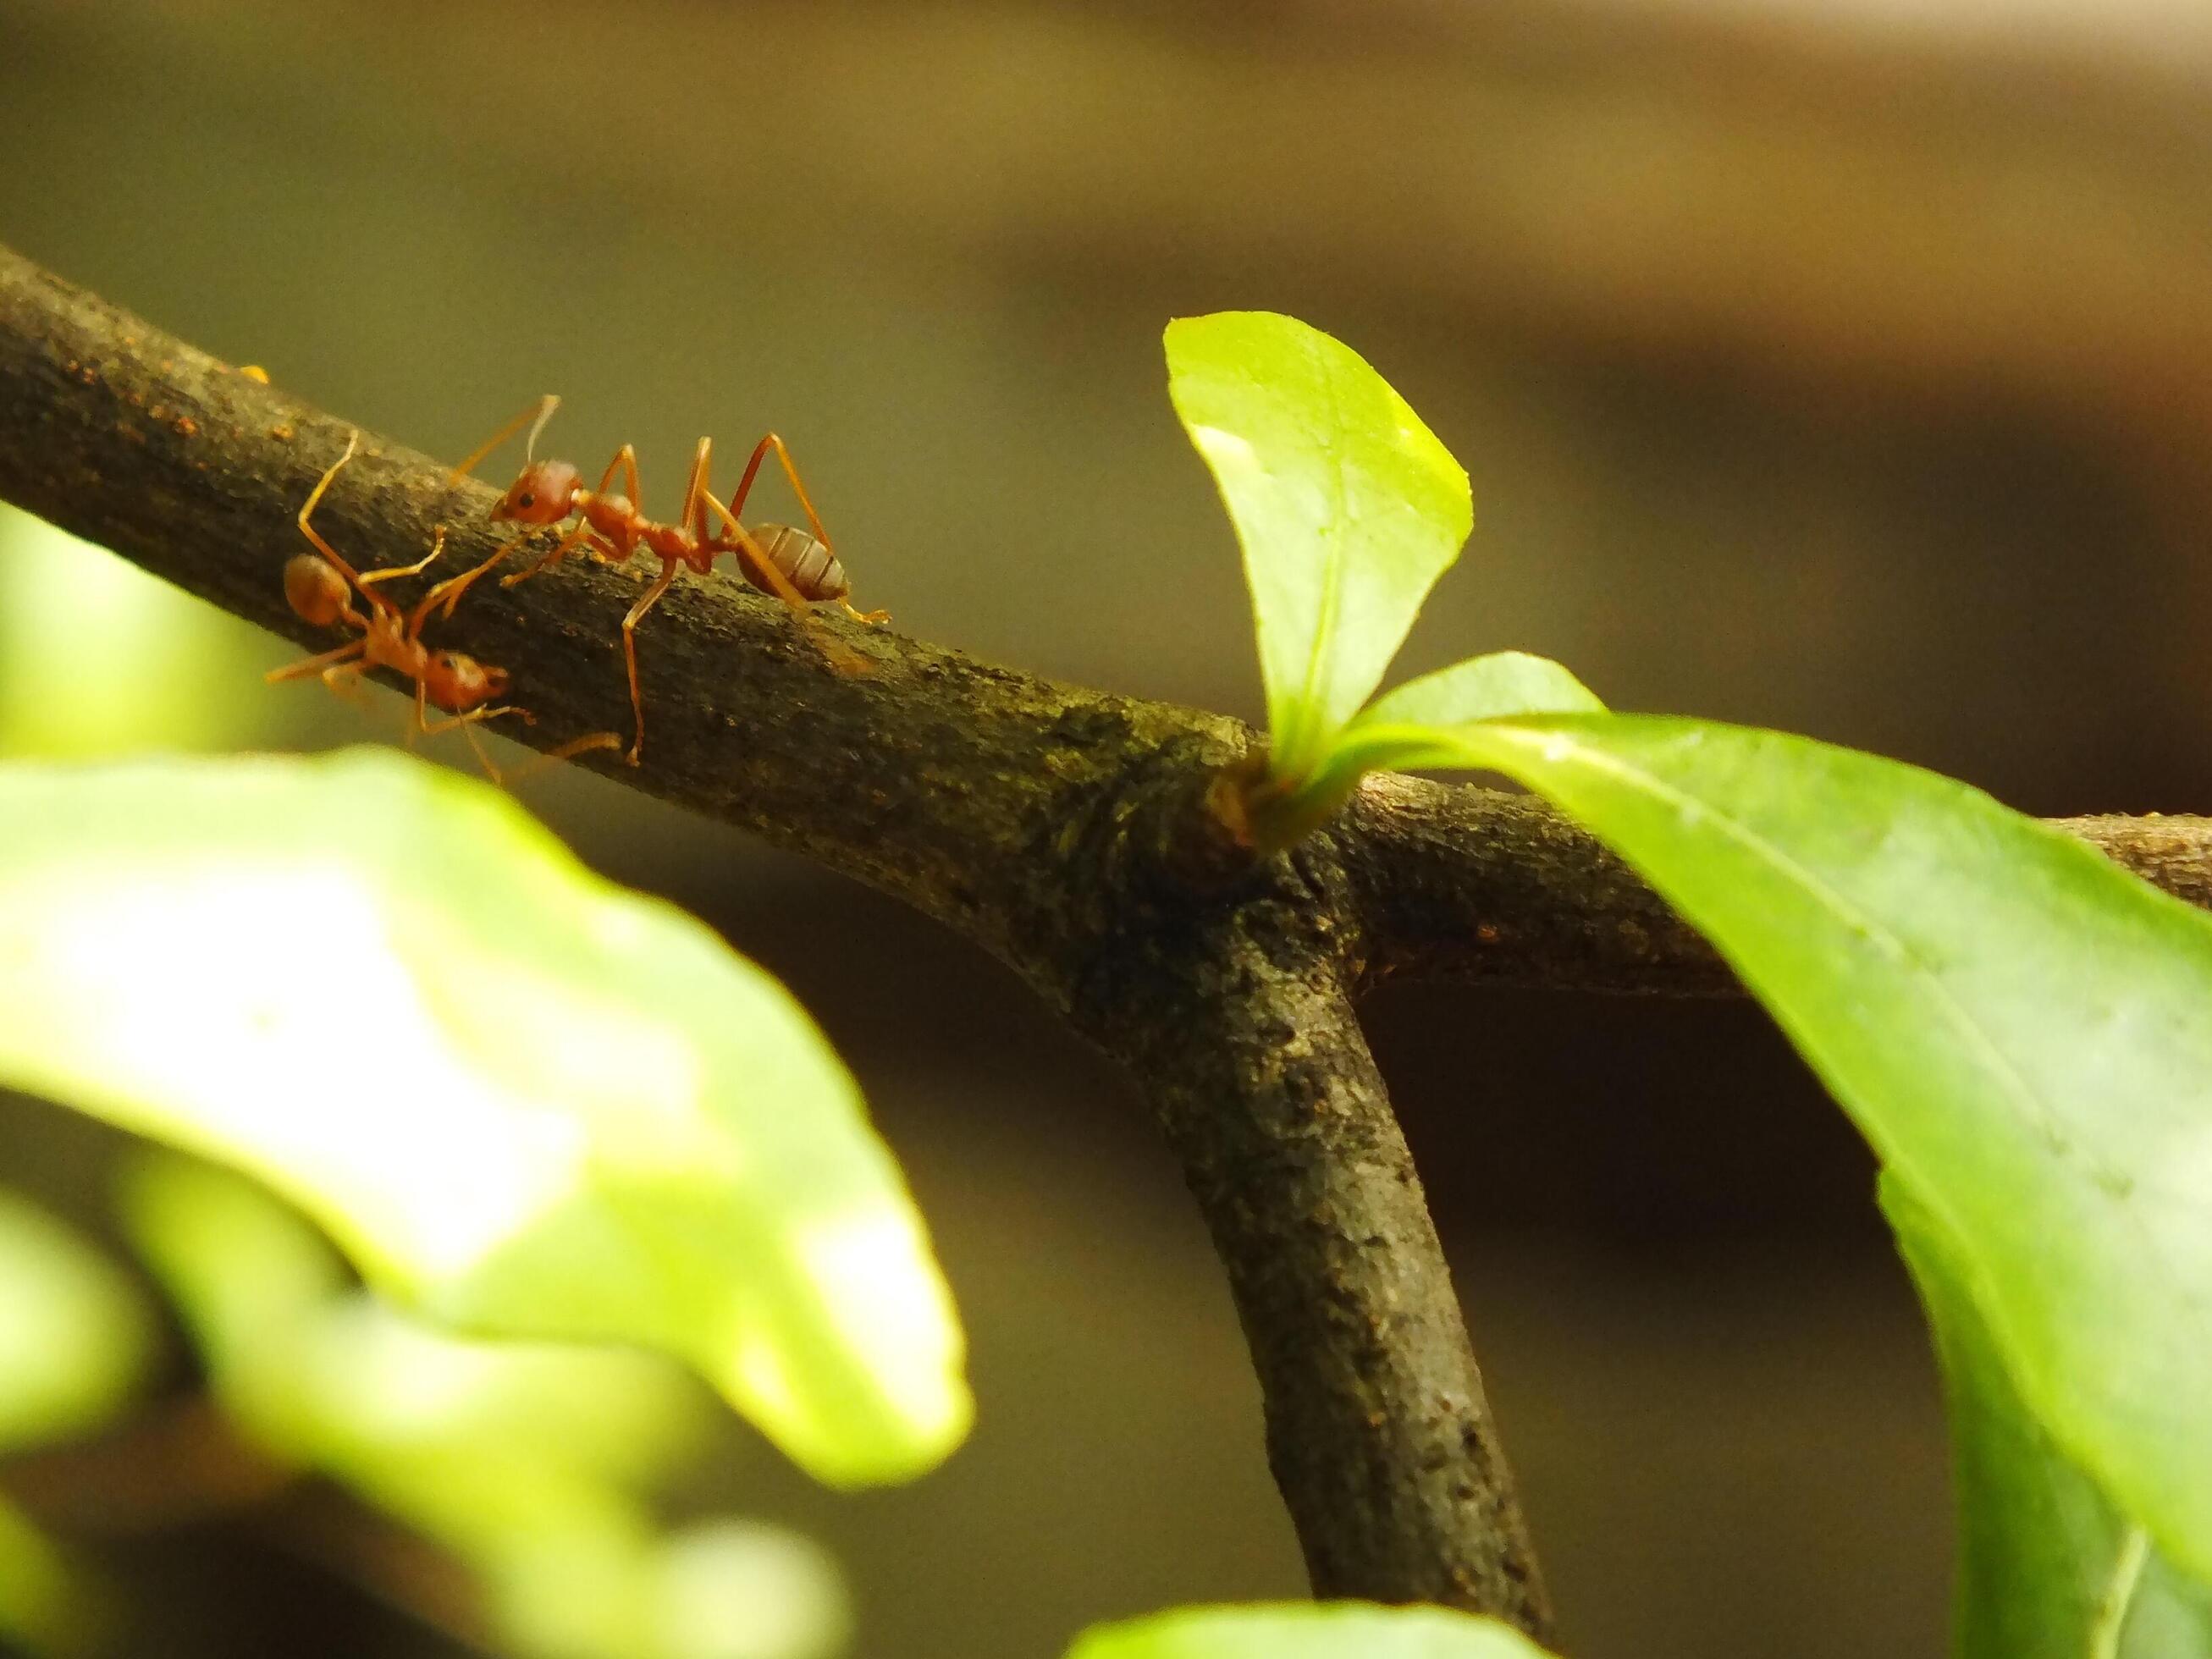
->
left=3, top=0, right=2210, bottom=1653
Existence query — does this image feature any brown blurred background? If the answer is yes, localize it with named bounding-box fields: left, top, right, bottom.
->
left=4, top=0, right=2211, bottom=1653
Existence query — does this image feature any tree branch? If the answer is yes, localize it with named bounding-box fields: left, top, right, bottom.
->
left=1338, top=774, right=2212, bottom=995
left=10, top=242, right=2212, bottom=1639
left=1062, top=840, right=1547, bottom=1623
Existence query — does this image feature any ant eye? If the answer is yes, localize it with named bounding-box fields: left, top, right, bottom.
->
left=517, top=492, right=536, bottom=510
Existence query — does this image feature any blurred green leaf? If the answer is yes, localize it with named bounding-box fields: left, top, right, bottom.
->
left=1384, top=713, right=2212, bottom=1581
left=0, top=1191, right=153, bottom=1454
left=122, top=1153, right=709, bottom=1486
left=0, top=750, right=969, bottom=1487
left=0, top=506, right=269, bottom=758
left=649, top=1521, right=850, bottom=1659
left=0, top=1496, right=86, bottom=1657
left=127, top=1153, right=851, bottom=1659
left=1165, top=312, right=1470, bottom=782
left=0, top=1191, right=151, bottom=1656
left=1066, top=1603, right=1559, bottom=1659
left=1884, top=1177, right=2212, bottom=1659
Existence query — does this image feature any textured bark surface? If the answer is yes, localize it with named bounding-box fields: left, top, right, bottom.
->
left=1062, top=840, right=1546, bottom=1613
left=10, top=242, right=2212, bottom=1640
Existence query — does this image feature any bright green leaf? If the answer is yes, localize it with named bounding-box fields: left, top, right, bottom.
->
left=0, top=1190, right=152, bottom=1454
left=1166, top=312, right=1471, bottom=781
left=1396, top=714, right=2212, bottom=1580
left=0, top=750, right=968, bottom=1487
left=1884, top=1176, right=2212, bottom=1659
left=1067, top=1602, right=1559, bottom=1659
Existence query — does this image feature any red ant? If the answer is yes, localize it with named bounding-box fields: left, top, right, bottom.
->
left=450, top=397, right=886, bottom=766
left=268, top=432, right=619, bottom=782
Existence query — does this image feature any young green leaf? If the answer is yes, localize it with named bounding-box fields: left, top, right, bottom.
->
left=1355, top=653, right=1607, bottom=733
left=0, top=750, right=968, bottom=1488
left=1264, top=652, right=1606, bottom=843
left=1392, top=714, right=2212, bottom=1580
left=1166, top=312, right=1471, bottom=782
left=1066, top=1602, right=1561, bottom=1659
left=1884, top=1176, right=2212, bottom=1659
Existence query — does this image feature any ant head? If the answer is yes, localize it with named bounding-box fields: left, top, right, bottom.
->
left=490, top=460, right=580, bottom=526
left=426, top=651, right=510, bottom=713
left=283, top=554, right=353, bottom=627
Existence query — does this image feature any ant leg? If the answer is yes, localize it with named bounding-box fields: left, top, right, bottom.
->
left=724, top=435, right=772, bottom=521
left=296, top=432, right=397, bottom=618
left=394, top=669, right=528, bottom=748
left=266, top=638, right=367, bottom=686
left=320, top=661, right=373, bottom=712
left=681, top=438, right=713, bottom=541
left=499, top=521, right=599, bottom=588
left=456, top=716, right=505, bottom=783
left=356, top=526, right=448, bottom=592
left=501, top=729, right=626, bottom=786
left=731, top=433, right=887, bottom=626
left=593, top=444, right=643, bottom=509
left=416, top=702, right=531, bottom=740
left=729, top=434, right=832, bottom=549
left=619, top=558, right=682, bottom=766
left=700, top=493, right=869, bottom=677
left=407, top=681, right=526, bottom=783
left=450, top=395, right=560, bottom=485
left=450, top=719, right=621, bottom=787
left=416, top=535, right=527, bottom=629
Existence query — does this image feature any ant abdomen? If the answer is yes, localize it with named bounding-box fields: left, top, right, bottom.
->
left=284, top=554, right=353, bottom=627
left=743, top=523, right=848, bottom=603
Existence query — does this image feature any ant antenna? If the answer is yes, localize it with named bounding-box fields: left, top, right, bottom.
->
left=450, top=394, right=562, bottom=485
left=524, top=394, right=560, bottom=463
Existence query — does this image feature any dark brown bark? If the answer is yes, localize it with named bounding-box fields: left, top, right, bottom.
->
left=11, top=242, right=2212, bottom=1640
left=1062, top=837, right=1545, bottom=1618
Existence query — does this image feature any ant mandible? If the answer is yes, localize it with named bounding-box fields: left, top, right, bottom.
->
left=450, top=397, right=887, bottom=766
left=268, top=431, right=619, bottom=783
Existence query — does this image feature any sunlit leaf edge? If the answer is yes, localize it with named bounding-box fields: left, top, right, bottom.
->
left=1257, top=652, right=1606, bottom=845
